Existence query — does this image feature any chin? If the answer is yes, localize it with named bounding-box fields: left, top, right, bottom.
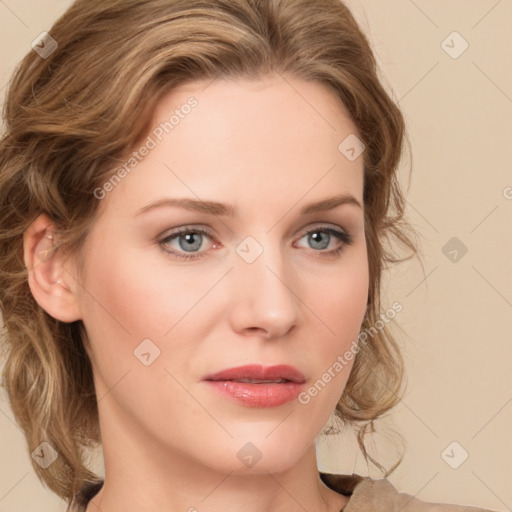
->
left=201, top=434, right=311, bottom=476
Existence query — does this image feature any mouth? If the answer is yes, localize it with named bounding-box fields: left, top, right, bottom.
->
left=226, top=378, right=289, bottom=383
left=203, top=364, right=306, bottom=408
left=203, top=364, right=306, bottom=384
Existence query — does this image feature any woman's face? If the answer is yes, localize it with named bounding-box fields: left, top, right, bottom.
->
left=72, top=74, right=368, bottom=474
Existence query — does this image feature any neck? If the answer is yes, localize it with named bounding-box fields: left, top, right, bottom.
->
left=86, top=414, right=348, bottom=512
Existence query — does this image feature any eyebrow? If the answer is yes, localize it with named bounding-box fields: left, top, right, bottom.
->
left=135, top=193, right=362, bottom=217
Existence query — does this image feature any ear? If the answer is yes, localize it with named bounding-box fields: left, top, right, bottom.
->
left=23, top=213, right=82, bottom=323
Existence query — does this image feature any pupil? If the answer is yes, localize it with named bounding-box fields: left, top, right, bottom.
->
left=310, top=231, right=329, bottom=249
left=181, top=233, right=201, bottom=251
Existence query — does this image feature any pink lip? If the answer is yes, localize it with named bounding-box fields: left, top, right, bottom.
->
left=204, top=364, right=306, bottom=383
left=203, top=364, right=306, bottom=408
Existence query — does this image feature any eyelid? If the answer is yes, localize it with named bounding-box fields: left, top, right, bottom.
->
left=158, top=222, right=352, bottom=259
left=158, top=222, right=347, bottom=242
left=159, top=225, right=216, bottom=244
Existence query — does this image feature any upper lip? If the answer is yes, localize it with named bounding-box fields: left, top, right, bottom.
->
left=204, top=364, right=306, bottom=383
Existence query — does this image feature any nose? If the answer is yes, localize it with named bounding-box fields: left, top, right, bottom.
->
left=228, top=239, right=303, bottom=340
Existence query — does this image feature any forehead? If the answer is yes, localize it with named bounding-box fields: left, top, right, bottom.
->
left=100, top=74, right=364, bottom=218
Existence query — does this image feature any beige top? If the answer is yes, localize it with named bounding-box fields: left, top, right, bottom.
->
left=67, top=472, right=497, bottom=512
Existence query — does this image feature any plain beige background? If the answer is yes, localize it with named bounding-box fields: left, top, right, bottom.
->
left=0, top=1, right=511, bottom=511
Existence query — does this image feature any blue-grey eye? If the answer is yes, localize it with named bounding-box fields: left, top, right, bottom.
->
left=164, top=230, right=206, bottom=253
left=307, top=231, right=331, bottom=250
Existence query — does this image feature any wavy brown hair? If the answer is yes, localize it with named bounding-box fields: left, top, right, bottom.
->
left=0, top=0, right=419, bottom=503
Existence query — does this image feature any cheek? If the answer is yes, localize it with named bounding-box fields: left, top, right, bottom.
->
left=76, top=241, right=226, bottom=385
left=305, top=246, right=369, bottom=398
left=317, top=246, right=369, bottom=340
left=75, top=245, right=166, bottom=375
left=79, top=245, right=182, bottom=339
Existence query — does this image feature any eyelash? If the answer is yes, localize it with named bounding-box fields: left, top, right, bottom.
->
left=158, top=225, right=353, bottom=261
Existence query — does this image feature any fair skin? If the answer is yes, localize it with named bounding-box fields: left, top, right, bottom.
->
left=24, top=74, right=368, bottom=512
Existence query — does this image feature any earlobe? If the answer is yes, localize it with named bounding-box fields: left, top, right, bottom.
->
left=23, top=214, right=82, bottom=323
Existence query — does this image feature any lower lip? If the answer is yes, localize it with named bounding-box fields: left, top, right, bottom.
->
left=204, top=380, right=304, bottom=408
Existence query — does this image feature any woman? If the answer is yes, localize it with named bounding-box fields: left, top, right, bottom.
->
left=0, top=1, right=499, bottom=511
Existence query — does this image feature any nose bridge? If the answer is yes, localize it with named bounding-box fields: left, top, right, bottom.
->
left=230, top=233, right=301, bottom=337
